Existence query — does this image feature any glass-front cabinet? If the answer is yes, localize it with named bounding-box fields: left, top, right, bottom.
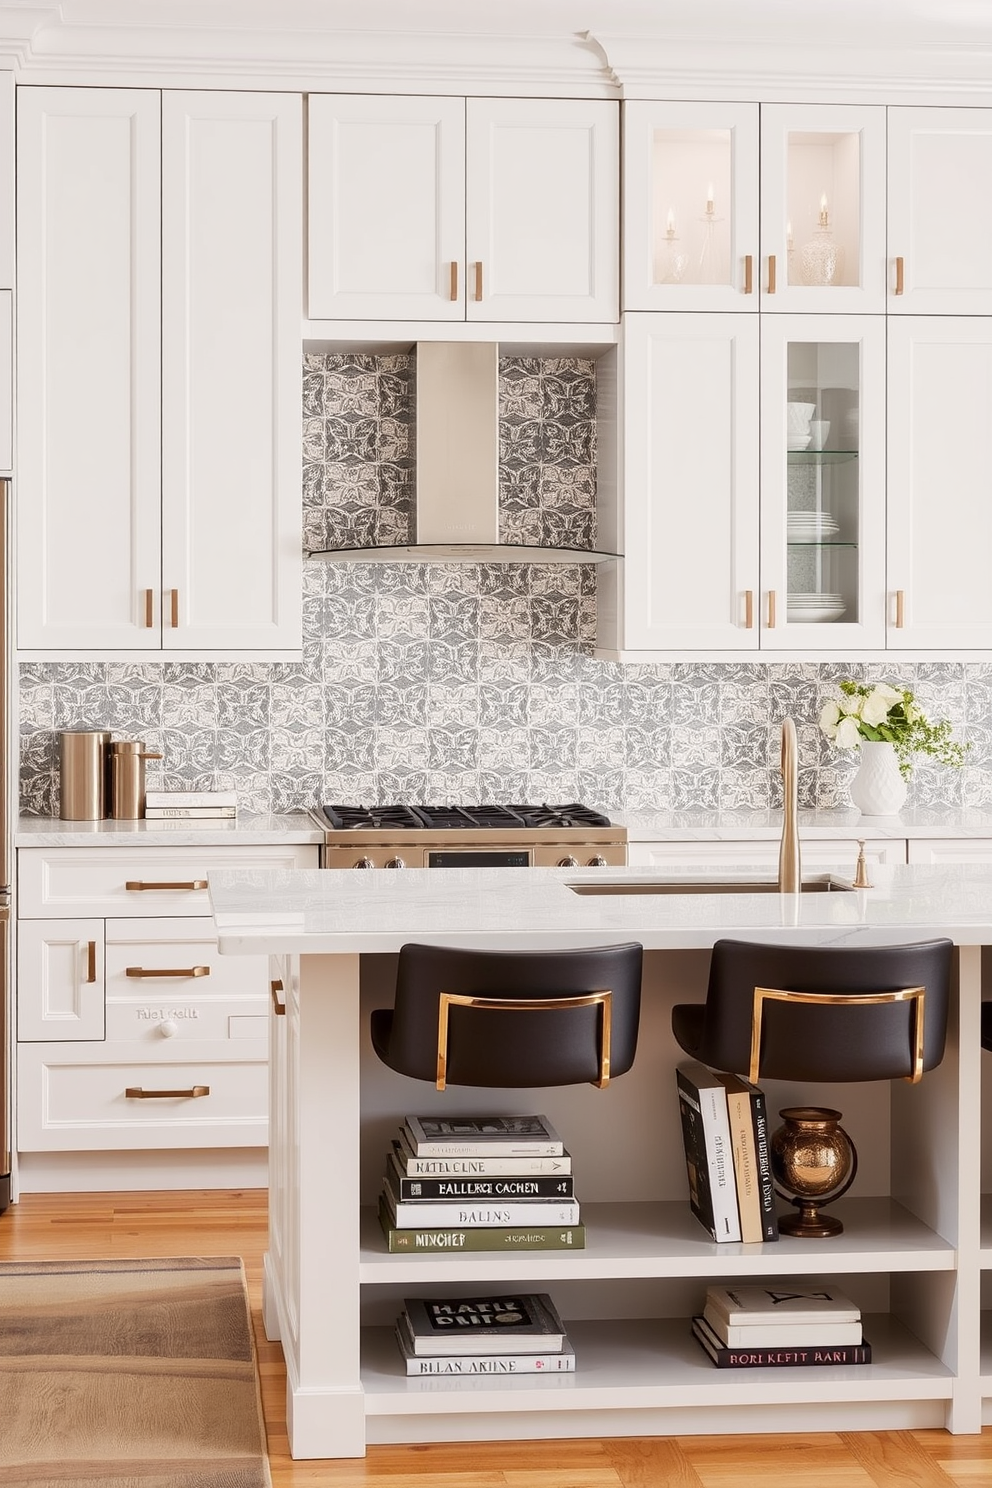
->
left=759, top=315, right=885, bottom=651
left=623, top=101, right=885, bottom=313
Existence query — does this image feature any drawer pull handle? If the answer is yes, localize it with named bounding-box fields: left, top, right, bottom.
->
left=474, top=261, right=483, bottom=301
left=126, top=965, right=211, bottom=979
left=143, top=588, right=154, bottom=628
left=449, top=261, right=458, bottom=301
left=125, top=880, right=208, bottom=892
left=767, top=254, right=776, bottom=294
left=271, top=978, right=286, bottom=1015
left=895, top=255, right=905, bottom=295
left=85, top=941, right=97, bottom=983
left=125, top=1085, right=210, bottom=1100
left=743, top=253, right=753, bottom=294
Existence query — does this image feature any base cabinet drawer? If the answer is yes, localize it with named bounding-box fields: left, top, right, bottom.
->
left=16, top=1046, right=268, bottom=1150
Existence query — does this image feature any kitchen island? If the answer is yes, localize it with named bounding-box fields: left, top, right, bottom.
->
left=208, top=862, right=992, bottom=1458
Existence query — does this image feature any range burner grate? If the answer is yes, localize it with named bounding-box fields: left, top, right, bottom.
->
left=319, top=802, right=613, bottom=831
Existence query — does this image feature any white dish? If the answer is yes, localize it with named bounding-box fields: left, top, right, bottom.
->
left=787, top=436, right=812, bottom=450
left=787, top=605, right=846, bottom=623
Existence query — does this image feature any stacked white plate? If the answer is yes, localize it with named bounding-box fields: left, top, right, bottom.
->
left=787, top=511, right=839, bottom=541
left=787, top=434, right=812, bottom=450
left=787, top=592, right=846, bottom=623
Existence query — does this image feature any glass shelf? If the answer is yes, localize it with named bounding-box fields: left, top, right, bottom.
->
left=787, top=539, right=858, bottom=548
left=787, top=449, right=859, bottom=463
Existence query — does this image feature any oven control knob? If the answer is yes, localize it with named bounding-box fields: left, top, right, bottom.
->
left=384, top=857, right=406, bottom=869
left=557, top=855, right=579, bottom=868
left=353, top=857, right=376, bottom=869
left=587, top=855, right=608, bottom=867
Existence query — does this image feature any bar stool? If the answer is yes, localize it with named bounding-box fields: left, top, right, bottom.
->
left=671, top=938, right=953, bottom=1085
left=370, top=941, right=643, bottom=1090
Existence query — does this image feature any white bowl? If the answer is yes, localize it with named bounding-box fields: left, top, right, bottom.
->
left=787, top=435, right=812, bottom=450
left=787, top=401, right=816, bottom=431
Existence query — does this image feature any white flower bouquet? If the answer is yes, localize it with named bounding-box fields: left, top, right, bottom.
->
left=819, top=679, right=968, bottom=778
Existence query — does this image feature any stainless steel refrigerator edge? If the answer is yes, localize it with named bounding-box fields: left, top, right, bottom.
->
left=0, top=482, right=9, bottom=1213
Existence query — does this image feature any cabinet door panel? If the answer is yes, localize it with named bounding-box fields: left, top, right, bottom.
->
left=161, top=91, right=302, bottom=650
left=18, top=919, right=104, bottom=1041
left=610, top=313, right=759, bottom=652
left=16, top=87, right=162, bottom=650
left=466, top=98, right=618, bottom=323
left=889, top=108, right=992, bottom=314
left=887, top=318, right=992, bottom=649
left=307, top=94, right=465, bottom=321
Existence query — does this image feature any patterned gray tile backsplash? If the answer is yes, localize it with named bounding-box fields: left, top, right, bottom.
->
left=18, top=355, right=992, bottom=817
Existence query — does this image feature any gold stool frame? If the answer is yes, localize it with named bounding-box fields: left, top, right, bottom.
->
left=749, top=984, right=927, bottom=1086
left=435, top=988, right=613, bottom=1091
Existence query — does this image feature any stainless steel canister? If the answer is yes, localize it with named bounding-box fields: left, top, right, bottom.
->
left=59, top=730, right=111, bottom=820
left=109, top=740, right=163, bottom=820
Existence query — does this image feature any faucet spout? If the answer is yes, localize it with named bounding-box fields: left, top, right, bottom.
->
left=779, top=717, right=802, bottom=893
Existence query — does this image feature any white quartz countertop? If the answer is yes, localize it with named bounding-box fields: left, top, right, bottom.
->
left=208, top=861, right=992, bottom=954
left=13, top=812, right=323, bottom=847
left=619, top=807, right=992, bottom=841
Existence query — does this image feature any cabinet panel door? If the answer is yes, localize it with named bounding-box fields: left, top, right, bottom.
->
left=307, top=94, right=465, bottom=321
left=161, top=91, right=302, bottom=651
left=889, top=108, right=992, bottom=314
left=613, top=312, right=759, bottom=651
left=887, top=318, right=992, bottom=649
left=16, top=87, right=162, bottom=650
left=466, top=98, right=618, bottom=323
left=18, top=919, right=104, bottom=1041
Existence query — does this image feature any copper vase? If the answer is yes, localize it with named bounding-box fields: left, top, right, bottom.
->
left=770, top=1106, right=858, bottom=1238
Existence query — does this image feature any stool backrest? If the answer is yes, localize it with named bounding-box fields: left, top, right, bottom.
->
left=700, top=938, right=953, bottom=1082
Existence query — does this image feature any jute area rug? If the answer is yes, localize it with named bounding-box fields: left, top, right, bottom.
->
left=0, top=1255, right=270, bottom=1488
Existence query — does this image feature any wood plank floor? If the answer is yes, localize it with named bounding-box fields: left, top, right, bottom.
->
left=1, top=1187, right=990, bottom=1487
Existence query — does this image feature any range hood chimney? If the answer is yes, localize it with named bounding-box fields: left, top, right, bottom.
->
left=306, top=342, right=619, bottom=564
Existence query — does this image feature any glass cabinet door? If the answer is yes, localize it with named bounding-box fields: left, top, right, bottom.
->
left=623, top=101, right=759, bottom=312
left=759, top=315, right=885, bottom=651
left=759, top=104, right=886, bottom=313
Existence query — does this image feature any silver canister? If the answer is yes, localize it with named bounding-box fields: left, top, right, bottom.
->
left=109, top=741, right=164, bottom=820
left=59, top=730, right=112, bottom=820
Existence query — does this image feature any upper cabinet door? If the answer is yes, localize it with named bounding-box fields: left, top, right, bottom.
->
left=622, top=101, right=759, bottom=313
left=307, top=94, right=465, bottom=321
left=465, top=98, right=618, bottom=323
left=888, top=108, right=992, bottom=314
left=161, top=91, right=302, bottom=652
left=16, top=87, right=162, bottom=651
left=887, top=317, right=992, bottom=649
left=759, top=104, right=887, bottom=314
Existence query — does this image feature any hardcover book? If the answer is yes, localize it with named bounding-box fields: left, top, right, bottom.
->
left=403, top=1114, right=564, bottom=1157
left=143, top=806, right=237, bottom=819
left=394, top=1134, right=572, bottom=1178
left=704, top=1283, right=861, bottom=1327
left=716, top=1073, right=778, bottom=1243
left=402, top=1293, right=566, bottom=1355
left=675, top=1063, right=742, bottom=1243
left=691, top=1315, right=871, bottom=1369
left=377, top=1196, right=585, bottom=1252
left=382, top=1181, right=580, bottom=1230
left=388, top=1149, right=575, bottom=1201
left=394, top=1323, right=576, bottom=1375
left=144, top=790, right=238, bottom=808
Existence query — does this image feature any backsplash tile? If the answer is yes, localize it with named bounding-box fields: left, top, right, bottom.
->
left=18, top=355, right=992, bottom=818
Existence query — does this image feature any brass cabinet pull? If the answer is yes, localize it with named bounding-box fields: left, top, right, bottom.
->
left=449, top=261, right=458, bottom=301
left=473, top=261, right=483, bottom=301
left=169, top=588, right=179, bottom=627
left=143, top=589, right=154, bottom=628
left=895, top=256, right=905, bottom=295
left=125, top=880, right=208, bottom=892
left=271, top=978, right=286, bottom=1015
left=767, top=254, right=777, bottom=294
left=744, top=254, right=753, bottom=294
left=126, top=965, right=210, bottom=979
left=85, top=941, right=97, bottom=983
left=744, top=590, right=754, bottom=629
left=125, top=1085, right=210, bottom=1100
left=895, top=589, right=905, bottom=628
left=767, top=590, right=777, bottom=628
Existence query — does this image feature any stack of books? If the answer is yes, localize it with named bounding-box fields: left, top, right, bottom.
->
left=378, top=1114, right=584, bottom=1252
left=675, top=1061, right=778, bottom=1244
left=394, top=1291, right=575, bottom=1375
left=144, top=790, right=238, bottom=820
left=692, top=1283, right=871, bottom=1368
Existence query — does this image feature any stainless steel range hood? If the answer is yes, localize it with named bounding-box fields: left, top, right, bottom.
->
left=305, top=342, right=620, bottom=564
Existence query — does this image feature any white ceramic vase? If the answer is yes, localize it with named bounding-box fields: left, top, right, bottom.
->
left=849, top=740, right=907, bottom=816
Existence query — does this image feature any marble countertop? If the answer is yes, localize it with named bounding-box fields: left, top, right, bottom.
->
left=618, top=807, right=992, bottom=841
left=13, top=811, right=323, bottom=847
left=208, top=861, right=992, bottom=954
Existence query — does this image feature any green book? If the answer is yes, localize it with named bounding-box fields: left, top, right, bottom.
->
left=377, top=1196, right=585, bottom=1252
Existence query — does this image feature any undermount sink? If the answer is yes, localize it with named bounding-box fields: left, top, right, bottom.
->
left=567, top=875, right=855, bottom=895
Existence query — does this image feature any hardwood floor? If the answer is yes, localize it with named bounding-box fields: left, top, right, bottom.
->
left=1, top=1187, right=990, bottom=1487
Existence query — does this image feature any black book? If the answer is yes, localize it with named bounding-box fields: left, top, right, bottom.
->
left=675, top=1063, right=741, bottom=1242
left=402, top=1292, right=567, bottom=1355
left=691, top=1315, right=872, bottom=1369
left=387, top=1147, right=575, bottom=1201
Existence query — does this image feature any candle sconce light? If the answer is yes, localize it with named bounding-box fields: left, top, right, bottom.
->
left=800, top=192, right=845, bottom=287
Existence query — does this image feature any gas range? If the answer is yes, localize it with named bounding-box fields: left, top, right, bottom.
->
left=312, top=802, right=627, bottom=869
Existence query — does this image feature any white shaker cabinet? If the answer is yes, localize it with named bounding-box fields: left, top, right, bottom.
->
left=888, top=109, right=992, bottom=314
left=16, top=87, right=302, bottom=653
left=307, top=94, right=618, bottom=324
left=887, top=318, right=992, bottom=650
